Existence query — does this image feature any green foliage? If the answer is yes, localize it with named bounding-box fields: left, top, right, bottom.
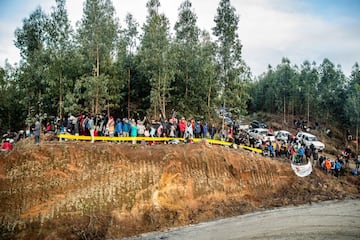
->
left=75, top=0, right=119, bottom=115
left=345, top=63, right=360, bottom=139
left=114, top=13, right=140, bottom=117
left=212, top=0, right=249, bottom=118
left=137, top=0, right=174, bottom=118
left=172, top=0, right=203, bottom=115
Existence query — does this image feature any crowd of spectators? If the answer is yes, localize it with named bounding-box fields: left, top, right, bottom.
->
left=2, top=112, right=359, bottom=177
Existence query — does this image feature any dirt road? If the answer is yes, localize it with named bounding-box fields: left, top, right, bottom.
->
left=128, top=199, right=360, bottom=240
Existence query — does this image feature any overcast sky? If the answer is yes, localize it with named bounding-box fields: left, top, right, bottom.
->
left=0, top=0, right=359, bottom=77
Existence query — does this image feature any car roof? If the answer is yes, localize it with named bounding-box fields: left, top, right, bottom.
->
left=297, top=132, right=315, bottom=137
left=253, top=128, right=269, bottom=131
left=277, top=130, right=290, bottom=134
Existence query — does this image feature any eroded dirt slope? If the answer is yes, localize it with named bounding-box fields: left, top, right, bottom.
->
left=0, top=141, right=359, bottom=239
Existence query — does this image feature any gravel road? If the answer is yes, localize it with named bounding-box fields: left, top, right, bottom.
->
left=127, top=199, right=360, bottom=240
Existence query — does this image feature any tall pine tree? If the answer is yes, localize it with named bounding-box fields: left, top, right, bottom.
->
left=213, top=0, right=250, bottom=117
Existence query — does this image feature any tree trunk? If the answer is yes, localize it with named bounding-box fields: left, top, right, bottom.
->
left=95, top=43, right=99, bottom=114
left=59, top=71, right=62, bottom=121
left=161, top=72, right=167, bottom=119
left=283, top=95, right=286, bottom=123
left=307, top=94, right=310, bottom=123
left=207, top=77, right=212, bottom=121
left=356, top=124, right=359, bottom=154
left=185, top=71, right=188, bottom=100
left=127, top=67, right=131, bottom=119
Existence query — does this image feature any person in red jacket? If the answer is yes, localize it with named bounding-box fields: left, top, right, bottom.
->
left=179, top=117, right=187, bottom=138
left=1, top=139, right=13, bottom=151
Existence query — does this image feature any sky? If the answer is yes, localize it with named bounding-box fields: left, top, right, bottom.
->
left=0, top=0, right=359, bottom=77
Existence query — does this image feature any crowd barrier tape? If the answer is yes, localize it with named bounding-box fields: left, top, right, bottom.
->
left=57, top=134, right=263, bottom=154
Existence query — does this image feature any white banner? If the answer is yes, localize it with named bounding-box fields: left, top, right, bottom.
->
left=291, top=160, right=312, bottom=177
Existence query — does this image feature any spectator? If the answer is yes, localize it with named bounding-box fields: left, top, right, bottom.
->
left=313, top=149, right=319, bottom=168
left=34, top=119, right=41, bottom=145
left=1, top=139, right=13, bottom=151
left=347, top=129, right=352, bottom=141
left=209, top=124, right=217, bottom=140
left=268, top=143, right=275, bottom=157
left=330, top=160, right=336, bottom=175
left=194, top=121, right=201, bottom=138
left=106, top=116, right=115, bottom=137
left=122, top=119, right=130, bottom=137
left=202, top=122, right=208, bottom=138
left=130, top=119, right=138, bottom=144
left=168, top=119, right=176, bottom=138
left=326, top=128, right=332, bottom=138
left=297, top=145, right=305, bottom=163
left=355, top=154, right=359, bottom=170
left=184, top=120, right=193, bottom=141
left=179, top=117, right=186, bottom=138
left=88, top=116, right=95, bottom=143
left=114, top=118, right=123, bottom=137
left=45, top=122, right=51, bottom=133
left=324, top=158, right=331, bottom=175
left=334, top=159, right=342, bottom=178
left=305, top=146, right=312, bottom=162
left=137, top=118, right=146, bottom=137
left=344, top=146, right=351, bottom=169
left=73, top=116, right=79, bottom=136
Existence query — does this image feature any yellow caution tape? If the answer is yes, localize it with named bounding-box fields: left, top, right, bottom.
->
left=57, top=134, right=263, bottom=153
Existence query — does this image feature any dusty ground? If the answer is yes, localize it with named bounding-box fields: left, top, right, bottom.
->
left=0, top=140, right=359, bottom=239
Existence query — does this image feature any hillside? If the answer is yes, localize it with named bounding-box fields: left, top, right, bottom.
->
left=0, top=140, right=359, bottom=239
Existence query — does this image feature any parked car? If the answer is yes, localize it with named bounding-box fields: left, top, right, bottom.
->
left=296, top=132, right=325, bottom=151
left=235, top=120, right=249, bottom=130
left=248, top=128, right=275, bottom=142
left=250, top=120, right=267, bottom=129
left=274, top=130, right=291, bottom=143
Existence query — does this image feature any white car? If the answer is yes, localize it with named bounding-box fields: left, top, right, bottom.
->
left=274, top=130, right=291, bottom=142
left=296, top=132, right=325, bottom=151
left=248, top=128, right=275, bottom=142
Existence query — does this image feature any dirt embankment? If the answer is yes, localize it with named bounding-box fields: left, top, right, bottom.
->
left=0, top=141, right=359, bottom=239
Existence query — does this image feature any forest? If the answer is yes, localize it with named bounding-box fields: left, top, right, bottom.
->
left=0, top=0, right=359, bottom=138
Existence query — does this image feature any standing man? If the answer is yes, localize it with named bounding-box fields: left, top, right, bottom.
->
left=88, top=115, right=95, bottom=143
left=34, top=119, right=41, bottom=145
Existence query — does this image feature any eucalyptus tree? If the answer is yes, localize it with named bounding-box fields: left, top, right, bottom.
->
left=76, top=0, right=118, bottom=114
left=198, top=30, right=218, bottom=119
left=45, top=0, right=75, bottom=119
left=137, top=0, right=174, bottom=119
left=116, top=13, right=139, bottom=118
left=273, top=58, right=299, bottom=121
left=345, top=63, right=360, bottom=152
left=212, top=0, right=250, bottom=117
left=260, top=66, right=278, bottom=114
left=0, top=63, right=24, bottom=131
left=0, top=67, right=6, bottom=130
left=248, top=65, right=274, bottom=113
left=173, top=0, right=201, bottom=112
left=348, top=62, right=360, bottom=88
left=317, top=58, right=346, bottom=122
left=298, top=60, right=319, bottom=121
left=14, top=7, right=49, bottom=122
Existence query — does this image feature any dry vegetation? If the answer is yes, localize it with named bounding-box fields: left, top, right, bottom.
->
left=0, top=138, right=359, bottom=239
